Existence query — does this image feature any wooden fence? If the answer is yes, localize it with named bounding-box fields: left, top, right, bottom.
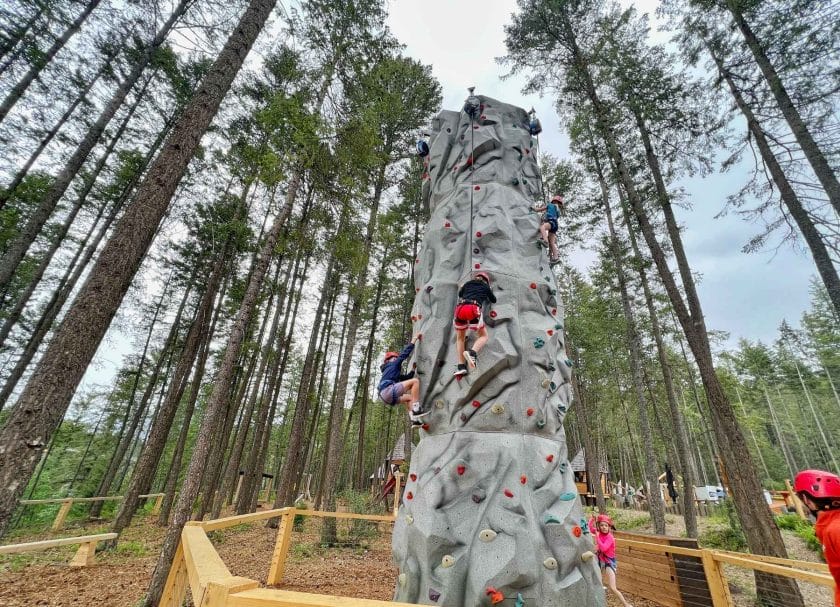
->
left=18, top=492, right=166, bottom=530
left=0, top=532, right=118, bottom=567
left=159, top=506, right=836, bottom=607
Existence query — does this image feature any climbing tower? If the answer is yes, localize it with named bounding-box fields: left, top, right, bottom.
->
left=391, top=96, right=606, bottom=607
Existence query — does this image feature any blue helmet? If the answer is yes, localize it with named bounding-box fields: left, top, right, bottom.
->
left=416, top=139, right=430, bottom=157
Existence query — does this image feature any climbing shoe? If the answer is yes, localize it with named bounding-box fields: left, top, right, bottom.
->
left=454, top=364, right=468, bottom=378
left=464, top=349, right=478, bottom=369
left=538, top=237, right=549, bottom=248
left=549, top=254, right=561, bottom=266
left=410, top=417, right=424, bottom=428
left=410, top=403, right=429, bottom=419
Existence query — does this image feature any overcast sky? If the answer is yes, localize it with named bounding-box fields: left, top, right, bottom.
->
left=386, top=0, right=816, bottom=351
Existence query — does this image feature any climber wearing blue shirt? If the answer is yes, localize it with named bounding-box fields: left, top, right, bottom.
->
left=535, top=194, right=564, bottom=265
left=378, top=336, right=427, bottom=425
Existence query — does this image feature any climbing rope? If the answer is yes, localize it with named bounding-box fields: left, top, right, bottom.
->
left=464, top=87, right=480, bottom=274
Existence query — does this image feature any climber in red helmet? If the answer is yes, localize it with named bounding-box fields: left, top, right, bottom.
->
left=588, top=512, right=633, bottom=607
left=794, top=469, right=840, bottom=605
left=453, top=271, right=496, bottom=378
left=378, top=335, right=427, bottom=426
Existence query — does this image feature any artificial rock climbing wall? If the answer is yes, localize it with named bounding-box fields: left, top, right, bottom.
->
left=391, top=96, right=606, bottom=607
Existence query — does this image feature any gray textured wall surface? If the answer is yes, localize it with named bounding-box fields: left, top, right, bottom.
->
left=391, top=96, right=606, bottom=606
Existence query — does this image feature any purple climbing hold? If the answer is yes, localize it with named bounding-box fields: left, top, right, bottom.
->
left=426, top=285, right=433, bottom=293
left=472, top=488, right=486, bottom=503
left=429, top=589, right=441, bottom=602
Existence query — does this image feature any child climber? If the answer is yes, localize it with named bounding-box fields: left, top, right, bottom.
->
left=534, top=194, right=563, bottom=265
left=588, top=513, right=633, bottom=607
left=453, top=271, right=496, bottom=378
left=794, top=469, right=840, bottom=606
left=379, top=336, right=427, bottom=425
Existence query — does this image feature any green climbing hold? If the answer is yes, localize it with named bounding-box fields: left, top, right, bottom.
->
left=533, top=337, right=545, bottom=349
left=555, top=323, right=562, bottom=330
left=512, top=177, right=519, bottom=185
left=515, top=593, right=525, bottom=607
left=549, top=381, right=556, bottom=391
left=536, top=419, right=545, bottom=428
left=558, top=492, right=577, bottom=501
left=580, top=518, right=590, bottom=534
left=565, top=359, right=573, bottom=367
left=545, top=514, right=561, bottom=524
left=558, top=405, right=567, bottom=413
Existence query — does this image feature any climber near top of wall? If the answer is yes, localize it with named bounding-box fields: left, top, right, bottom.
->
left=794, top=469, right=840, bottom=606
left=534, top=194, right=563, bottom=265
left=453, top=271, right=496, bottom=378
left=378, top=335, right=428, bottom=426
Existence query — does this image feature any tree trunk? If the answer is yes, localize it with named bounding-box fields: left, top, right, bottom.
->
left=0, top=2, right=47, bottom=66
left=0, top=0, right=192, bottom=288
left=0, top=0, right=277, bottom=540
left=0, top=0, right=102, bottom=125
left=596, top=156, right=666, bottom=533
left=725, top=3, right=840, bottom=216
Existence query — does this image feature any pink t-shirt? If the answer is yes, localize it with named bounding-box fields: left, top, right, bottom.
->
left=595, top=529, right=616, bottom=561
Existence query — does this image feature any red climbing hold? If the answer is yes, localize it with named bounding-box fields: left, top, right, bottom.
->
left=547, top=329, right=554, bottom=336
left=475, top=231, right=482, bottom=237
left=530, top=283, right=537, bottom=289
left=444, top=221, right=451, bottom=228
left=473, top=125, right=479, bottom=130
left=418, top=314, right=423, bottom=319
left=480, top=114, right=486, bottom=120
left=520, top=475, right=527, bottom=485
left=422, top=423, right=430, bottom=431
left=490, top=310, right=497, bottom=318
left=546, top=454, right=555, bottom=463
left=573, top=526, right=582, bottom=538
left=526, top=407, right=534, bottom=416
left=457, top=465, right=466, bottom=476
left=474, top=263, right=481, bottom=269
left=417, top=333, right=423, bottom=340
left=504, top=489, right=514, bottom=498
left=552, top=308, right=557, bottom=315
left=410, top=473, right=417, bottom=481
left=415, top=288, right=420, bottom=293
left=422, top=172, right=429, bottom=180
left=524, top=148, right=530, bottom=154
left=474, top=185, right=480, bottom=190
left=406, top=492, right=413, bottom=500
left=411, top=315, right=416, bottom=321
left=415, top=258, right=419, bottom=264
left=472, top=400, right=481, bottom=408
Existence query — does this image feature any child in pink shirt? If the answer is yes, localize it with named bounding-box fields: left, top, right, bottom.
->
left=589, top=513, right=633, bottom=607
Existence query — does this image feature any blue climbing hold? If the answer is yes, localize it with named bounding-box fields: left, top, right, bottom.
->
left=516, top=592, right=525, bottom=607
left=533, top=338, right=545, bottom=349
left=580, top=518, right=590, bottom=534
left=565, top=359, right=573, bottom=367
left=558, top=492, right=577, bottom=501
left=545, top=514, right=561, bottom=524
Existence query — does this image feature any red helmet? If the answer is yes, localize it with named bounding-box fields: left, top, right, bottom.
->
left=473, top=271, right=490, bottom=284
left=383, top=351, right=399, bottom=364
left=551, top=194, right=564, bottom=205
left=794, top=470, right=840, bottom=499
left=595, top=514, right=614, bottom=528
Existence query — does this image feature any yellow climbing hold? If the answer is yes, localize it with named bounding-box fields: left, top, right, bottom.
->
left=479, top=529, right=497, bottom=542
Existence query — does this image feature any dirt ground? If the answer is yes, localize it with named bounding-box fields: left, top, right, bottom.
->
left=0, top=508, right=825, bottom=606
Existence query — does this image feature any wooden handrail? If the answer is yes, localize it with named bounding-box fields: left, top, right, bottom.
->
left=227, top=588, right=421, bottom=606
left=716, top=548, right=830, bottom=573
left=20, top=492, right=164, bottom=505
left=200, top=507, right=394, bottom=532
left=181, top=523, right=258, bottom=605
left=0, top=533, right=118, bottom=554
left=712, top=551, right=836, bottom=588
left=616, top=536, right=703, bottom=558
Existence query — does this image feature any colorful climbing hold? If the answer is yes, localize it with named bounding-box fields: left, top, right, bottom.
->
left=475, top=231, right=482, bottom=237
left=565, top=359, right=574, bottom=367
left=580, top=518, right=590, bottom=534
left=520, top=475, right=527, bottom=485
left=456, top=465, right=466, bottom=476
left=546, top=329, right=554, bottom=336
left=429, top=588, right=441, bottom=602
left=555, top=323, right=562, bottom=330
left=472, top=400, right=481, bottom=408
left=411, top=315, right=416, bottom=321
left=504, top=489, right=514, bottom=498
left=490, top=310, right=497, bottom=318
left=544, top=557, right=558, bottom=570
left=474, top=185, right=480, bottom=190
left=533, top=337, right=544, bottom=348
left=581, top=551, right=595, bottom=562
left=573, top=526, right=582, bottom=537
left=530, top=282, right=537, bottom=289
left=546, top=454, right=554, bottom=463
left=426, top=285, right=433, bottom=293
left=441, top=555, right=455, bottom=568
left=474, top=263, right=481, bottom=269
left=545, top=514, right=561, bottom=524
left=491, top=403, right=504, bottom=414
left=515, top=593, right=525, bottom=607
left=526, top=407, right=534, bottom=416
left=422, top=423, right=430, bottom=431
left=486, top=587, right=504, bottom=604
left=479, top=528, right=496, bottom=541
left=551, top=308, right=557, bottom=315
left=406, top=492, right=413, bottom=500
left=410, top=473, right=417, bottom=482
left=405, top=515, right=414, bottom=525
left=558, top=492, right=577, bottom=501
left=444, top=221, right=451, bottom=228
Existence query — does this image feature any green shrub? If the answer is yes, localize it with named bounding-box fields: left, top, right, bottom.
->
left=776, top=514, right=822, bottom=554
left=701, top=500, right=747, bottom=552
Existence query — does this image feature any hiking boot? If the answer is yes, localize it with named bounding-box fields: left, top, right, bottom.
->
left=454, top=364, right=468, bottom=378
left=464, top=349, right=478, bottom=369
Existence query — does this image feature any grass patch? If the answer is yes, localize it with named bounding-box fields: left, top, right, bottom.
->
left=776, top=514, right=822, bottom=554
left=291, top=542, right=315, bottom=558
left=700, top=500, right=747, bottom=551
left=114, top=540, right=149, bottom=557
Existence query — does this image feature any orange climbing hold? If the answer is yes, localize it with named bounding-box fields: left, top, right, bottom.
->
left=526, top=407, right=534, bottom=416
left=546, top=454, right=554, bottom=463
left=573, top=526, right=582, bottom=537
left=504, top=489, right=514, bottom=498
left=520, top=475, right=527, bottom=485
left=486, top=587, right=504, bottom=605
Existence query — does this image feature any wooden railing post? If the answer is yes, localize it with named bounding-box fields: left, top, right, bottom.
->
left=392, top=473, right=402, bottom=518
left=152, top=494, right=164, bottom=516
left=52, top=498, right=73, bottom=531
left=69, top=540, right=97, bottom=567
left=701, top=549, right=732, bottom=607
left=785, top=479, right=808, bottom=521
left=266, top=508, right=295, bottom=586
left=160, top=539, right=189, bottom=607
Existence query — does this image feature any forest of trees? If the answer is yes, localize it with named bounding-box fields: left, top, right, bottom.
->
left=0, top=0, right=836, bottom=604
